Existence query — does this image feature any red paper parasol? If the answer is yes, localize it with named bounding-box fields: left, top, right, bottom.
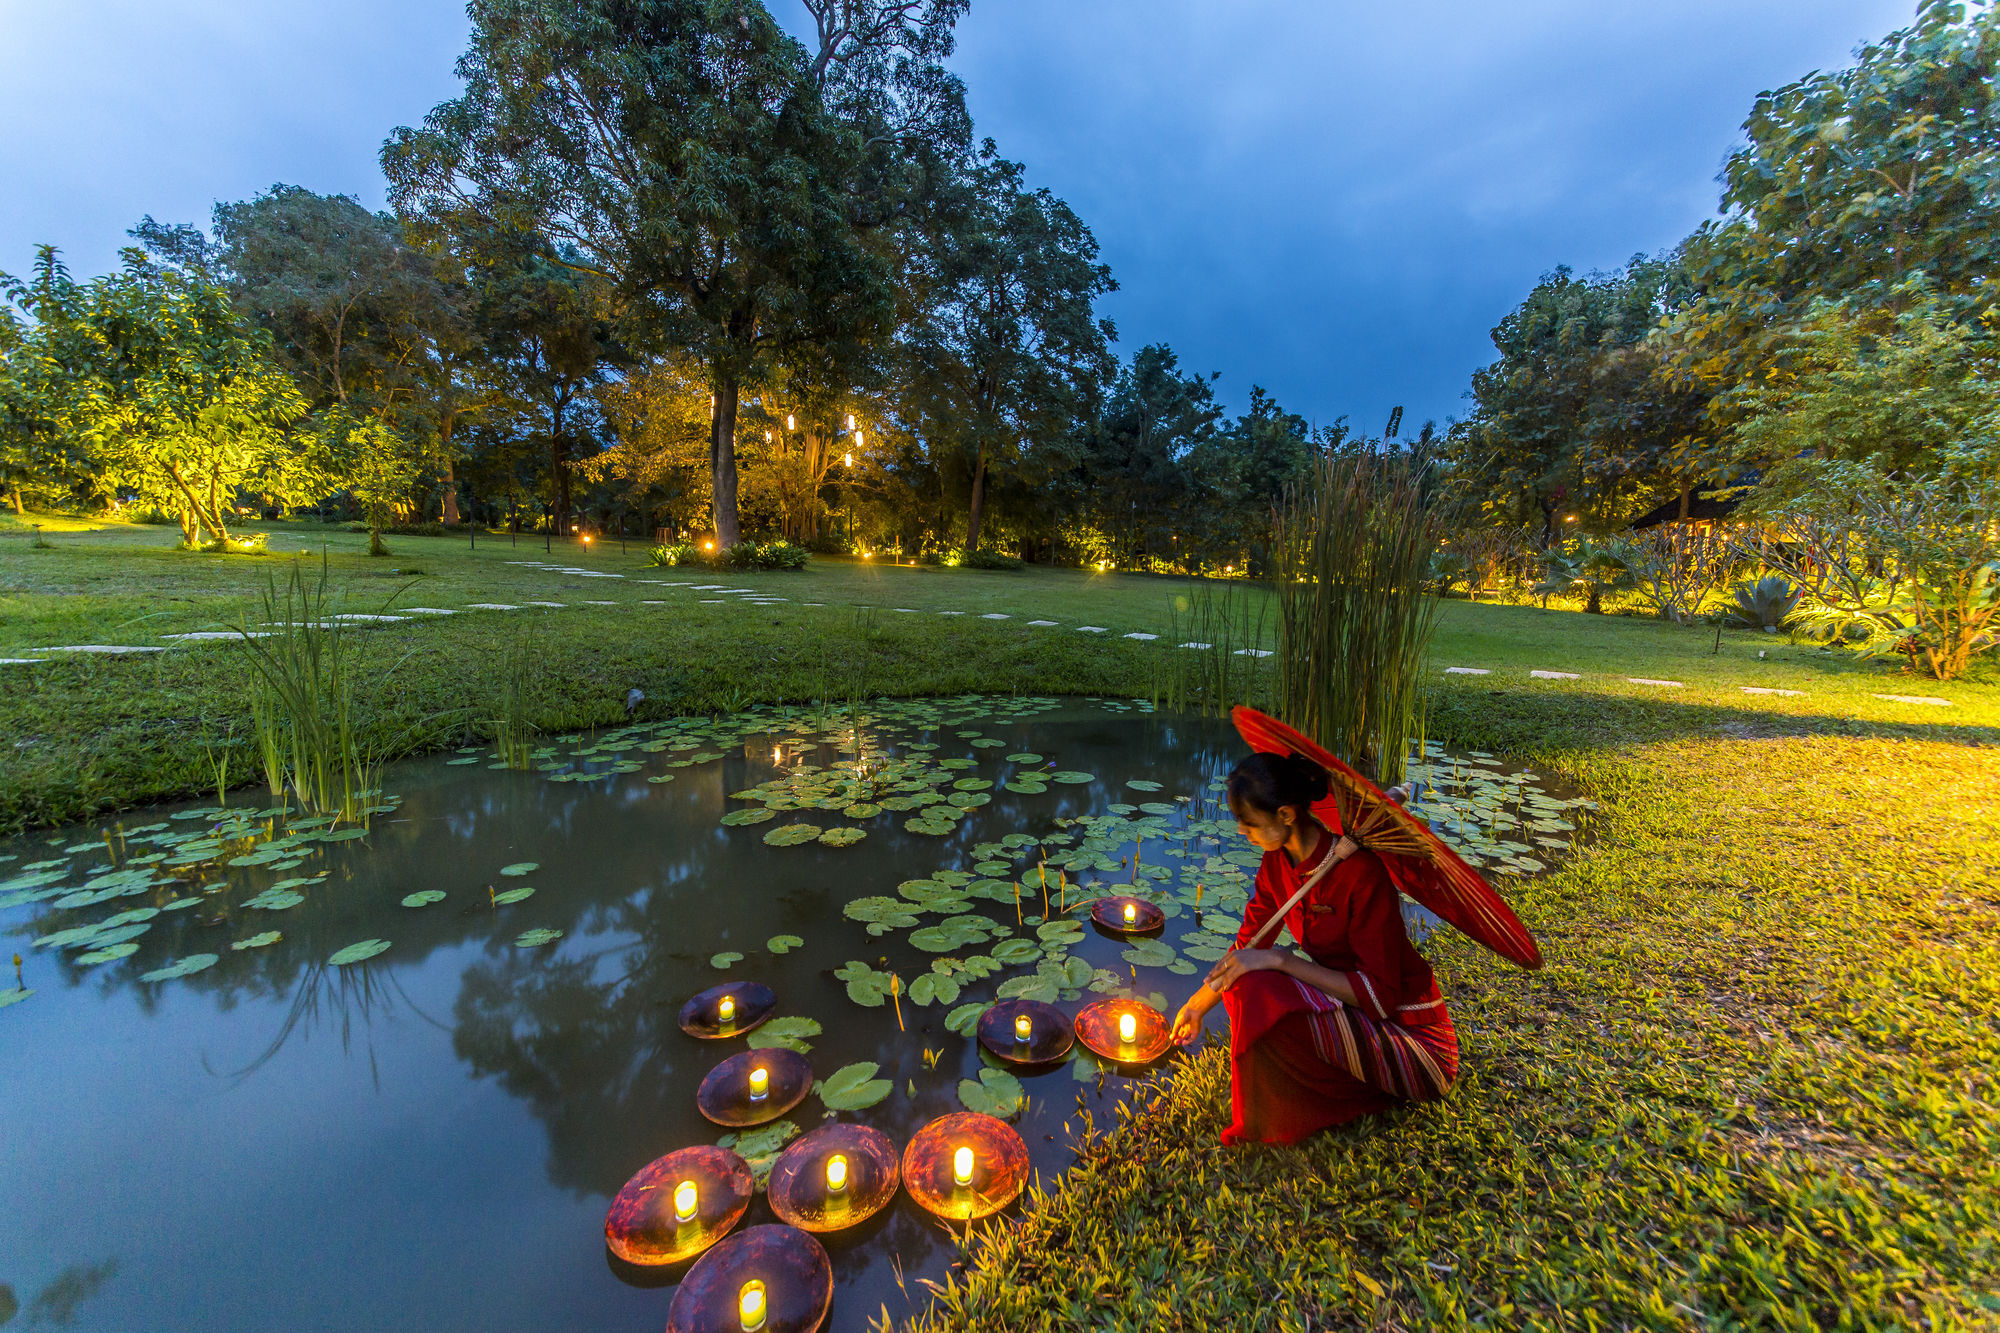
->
left=1231, top=705, right=1543, bottom=969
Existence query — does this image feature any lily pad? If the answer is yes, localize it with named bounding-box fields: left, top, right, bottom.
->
left=957, top=1067, right=1026, bottom=1118
left=232, top=931, right=283, bottom=951
left=140, top=952, right=222, bottom=982
left=1122, top=938, right=1177, bottom=969
left=720, top=808, right=778, bottom=826
left=747, top=1016, right=822, bottom=1054
left=245, top=889, right=305, bottom=911
left=514, top=928, right=565, bottom=947
left=991, top=938, right=1043, bottom=964
left=75, top=942, right=141, bottom=966
left=819, top=827, right=867, bottom=847
left=908, top=972, right=962, bottom=1006
left=1004, top=753, right=1043, bottom=764
left=401, top=890, right=446, bottom=907
left=710, top=951, right=745, bottom=969
left=329, top=940, right=391, bottom=967
left=1049, top=770, right=1095, bottom=785
left=1126, top=779, right=1164, bottom=791
left=763, top=823, right=822, bottom=847
left=996, top=973, right=1059, bottom=1003
left=944, top=1001, right=987, bottom=1035
left=497, top=862, right=538, bottom=877
left=766, top=934, right=804, bottom=954
left=819, top=1061, right=894, bottom=1112
left=492, top=887, right=535, bottom=905
left=716, top=1119, right=800, bottom=1188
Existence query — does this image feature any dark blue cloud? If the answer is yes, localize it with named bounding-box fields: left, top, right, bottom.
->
left=4, top=0, right=1915, bottom=430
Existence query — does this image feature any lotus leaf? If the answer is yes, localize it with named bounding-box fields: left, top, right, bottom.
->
left=1046, top=955, right=1094, bottom=989
left=952, top=778, right=993, bottom=792
left=1122, top=938, right=1177, bottom=969
left=947, top=792, right=991, bottom=809
left=846, top=974, right=891, bottom=1006
left=0, top=988, right=32, bottom=1008
left=1138, top=802, right=1178, bottom=816
left=492, top=887, right=535, bottom=905
left=763, top=823, right=822, bottom=847
left=401, top=890, right=446, bottom=907
left=709, top=951, right=745, bottom=969
left=766, top=934, right=804, bottom=954
left=1036, top=920, right=1084, bottom=946
left=957, top=1068, right=1026, bottom=1118
left=716, top=1119, right=800, bottom=1188
left=232, top=931, right=283, bottom=951
left=944, top=1001, right=986, bottom=1035
left=1004, top=753, right=1043, bottom=764
left=1005, top=780, right=1048, bottom=795
left=514, top=928, right=565, bottom=947
left=989, top=938, right=1042, bottom=965
left=747, top=1016, right=822, bottom=1053
left=1183, top=944, right=1228, bottom=962
left=959, top=954, right=1002, bottom=980
left=841, top=803, right=881, bottom=819
left=996, top=973, right=1058, bottom=1003
left=245, top=889, right=305, bottom=911
left=1049, top=770, right=1094, bottom=785
left=328, top=940, right=391, bottom=967
left=720, top=808, right=777, bottom=826
left=819, top=827, right=867, bottom=847
left=75, top=942, right=141, bottom=966
left=819, top=1062, right=895, bottom=1113
left=1126, top=779, right=1164, bottom=791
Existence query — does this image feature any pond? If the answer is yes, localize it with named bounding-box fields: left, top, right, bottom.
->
left=0, top=696, right=1589, bottom=1331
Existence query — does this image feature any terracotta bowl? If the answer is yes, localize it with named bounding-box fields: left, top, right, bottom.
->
left=975, top=999, right=1074, bottom=1065
left=1089, top=895, right=1165, bottom=935
left=603, top=1145, right=752, bottom=1266
left=901, top=1112, right=1029, bottom=1221
left=664, top=1224, right=832, bottom=1333
left=679, top=981, right=777, bottom=1039
left=767, top=1123, right=901, bottom=1233
left=697, top=1047, right=813, bottom=1127
left=1074, top=997, right=1173, bottom=1065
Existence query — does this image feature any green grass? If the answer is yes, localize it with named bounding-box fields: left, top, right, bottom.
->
left=4, top=514, right=1998, bottom=1326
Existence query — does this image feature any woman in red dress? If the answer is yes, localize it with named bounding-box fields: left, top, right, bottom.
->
left=1168, top=751, right=1458, bottom=1144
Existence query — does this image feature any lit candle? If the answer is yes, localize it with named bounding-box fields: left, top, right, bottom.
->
left=674, top=1179, right=698, bottom=1223
left=1119, top=1011, right=1137, bottom=1045
left=718, top=995, right=736, bottom=1023
left=826, top=1154, right=848, bottom=1194
left=748, top=1066, right=768, bottom=1102
left=739, top=1278, right=767, bottom=1331
left=1014, top=1013, right=1032, bottom=1043
left=1122, top=901, right=1137, bottom=925
left=953, top=1145, right=974, bottom=1186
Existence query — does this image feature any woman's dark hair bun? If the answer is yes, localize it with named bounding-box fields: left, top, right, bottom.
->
left=1226, top=751, right=1331, bottom=817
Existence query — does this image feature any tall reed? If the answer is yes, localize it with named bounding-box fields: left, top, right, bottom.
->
left=492, top=629, right=540, bottom=769
left=1150, top=580, right=1273, bottom=716
left=1273, top=448, right=1440, bottom=788
left=235, top=558, right=378, bottom=819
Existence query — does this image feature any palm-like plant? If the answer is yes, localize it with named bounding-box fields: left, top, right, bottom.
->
left=1725, top=574, right=1802, bottom=630
left=1531, top=538, right=1630, bottom=614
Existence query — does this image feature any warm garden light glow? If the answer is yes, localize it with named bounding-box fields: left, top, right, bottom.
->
left=825, top=1154, right=848, bottom=1193
left=718, top=995, right=735, bottom=1023
left=854, top=430, right=864, bottom=447
left=785, top=414, right=795, bottom=430
left=1119, top=1011, right=1137, bottom=1045
left=1014, top=1013, right=1032, bottom=1042
left=844, top=451, right=852, bottom=466
left=845, top=414, right=855, bottom=430
left=703, top=540, right=714, bottom=551
left=748, top=1066, right=769, bottom=1101
left=738, top=1279, right=766, bottom=1331
left=674, top=1179, right=698, bottom=1223
left=953, top=1145, right=973, bottom=1186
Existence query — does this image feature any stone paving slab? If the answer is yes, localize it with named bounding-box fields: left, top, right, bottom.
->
left=1530, top=670, right=1580, bottom=680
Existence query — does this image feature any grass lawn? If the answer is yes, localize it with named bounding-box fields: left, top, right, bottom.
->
left=3, top=515, right=1998, bottom=1328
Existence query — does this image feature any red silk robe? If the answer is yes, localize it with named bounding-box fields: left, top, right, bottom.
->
left=1220, top=830, right=1459, bottom=1145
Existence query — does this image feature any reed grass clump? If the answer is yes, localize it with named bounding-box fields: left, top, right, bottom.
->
left=237, top=559, right=379, bottom=818
left=1274, top=448, right=1440, bottom=788
left=1151, top=581, right=1272, bottom=716
left=492, top=629, right=540, bottom=769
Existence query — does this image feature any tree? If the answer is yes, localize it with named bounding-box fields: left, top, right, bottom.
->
left=384, top=0, right=964, bottom=546
left=65, top=250, right=310, bottom=546
left=579, top=356, right=714, bottom=538
left=1663, top=1, right=2000, bottom=441
left=1071, top=344, right=1221, bottom=566
left=0, top=248, right=97, bottom=513
left=899, top=149, right=1116, bottom=552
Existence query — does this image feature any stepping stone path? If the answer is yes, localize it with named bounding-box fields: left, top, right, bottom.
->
left=1123, top=632, right=1158, bottom=641
left=1872, top=693, right=1953, bottom=706
left=1077, top=626, right=1109, bottom=633
left=1530, top=670, right=1580, bottom=680
left=1444, top=667, right=1489, bottom=675
left=981, top=613, right=1010, bottom=620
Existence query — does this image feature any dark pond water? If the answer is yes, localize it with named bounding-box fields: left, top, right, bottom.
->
left=0, top=697, right=1588, bottom=1332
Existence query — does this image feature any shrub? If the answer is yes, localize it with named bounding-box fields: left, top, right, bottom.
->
left=803, top=533, right=851, bottom=555
left=346, top=520, right=451, bottom=538
left=646, top=540, right=810, bottom=571
left=1725, top=574, right=1801, bottom=630
left=962, top=549, right=1025, bottom=570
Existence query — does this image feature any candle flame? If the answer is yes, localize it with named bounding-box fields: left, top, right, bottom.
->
left=749, top=1066, right=768, bottom=1100
left=674, top=1179, right=697, bottom=1222
left=718, top=995, right=735, bottom=1022
left=739, top=1279, right=766, bottom=1331
left=1122, top=902, right=1136, bottom=924
left=826, top=1154, right=848, bottom=1193
left=953, top=1145, right=974, bottom=1186
left=1119, top=1011, right=1137, bottom=1044
left=1014, top=1013, right=1032, bottom=1041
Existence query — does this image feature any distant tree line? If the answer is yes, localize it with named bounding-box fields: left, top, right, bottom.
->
left=1, top=0, right=1393, bottom=572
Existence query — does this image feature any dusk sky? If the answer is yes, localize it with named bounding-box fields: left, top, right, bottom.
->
left=2, top=0, right=1915, bottom=432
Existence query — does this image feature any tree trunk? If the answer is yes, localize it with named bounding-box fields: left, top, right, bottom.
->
left=1678, top=484, right=1692, bottom=522
left=965, top=443, right=988, bottom=553
left=1586, top=585, right=1603, bottom=615
left=711, top=371, right=741, bottom=547
left=440, top=457, right=460, bottom=526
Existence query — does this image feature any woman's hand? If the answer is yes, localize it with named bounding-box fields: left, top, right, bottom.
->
left=1204, top=947, right=1291, bottom=994
left=1169, top=999, right=1205, bottom=1046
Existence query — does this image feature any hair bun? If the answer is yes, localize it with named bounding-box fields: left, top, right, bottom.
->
left=1281, top=753, right=1332, bottom=803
